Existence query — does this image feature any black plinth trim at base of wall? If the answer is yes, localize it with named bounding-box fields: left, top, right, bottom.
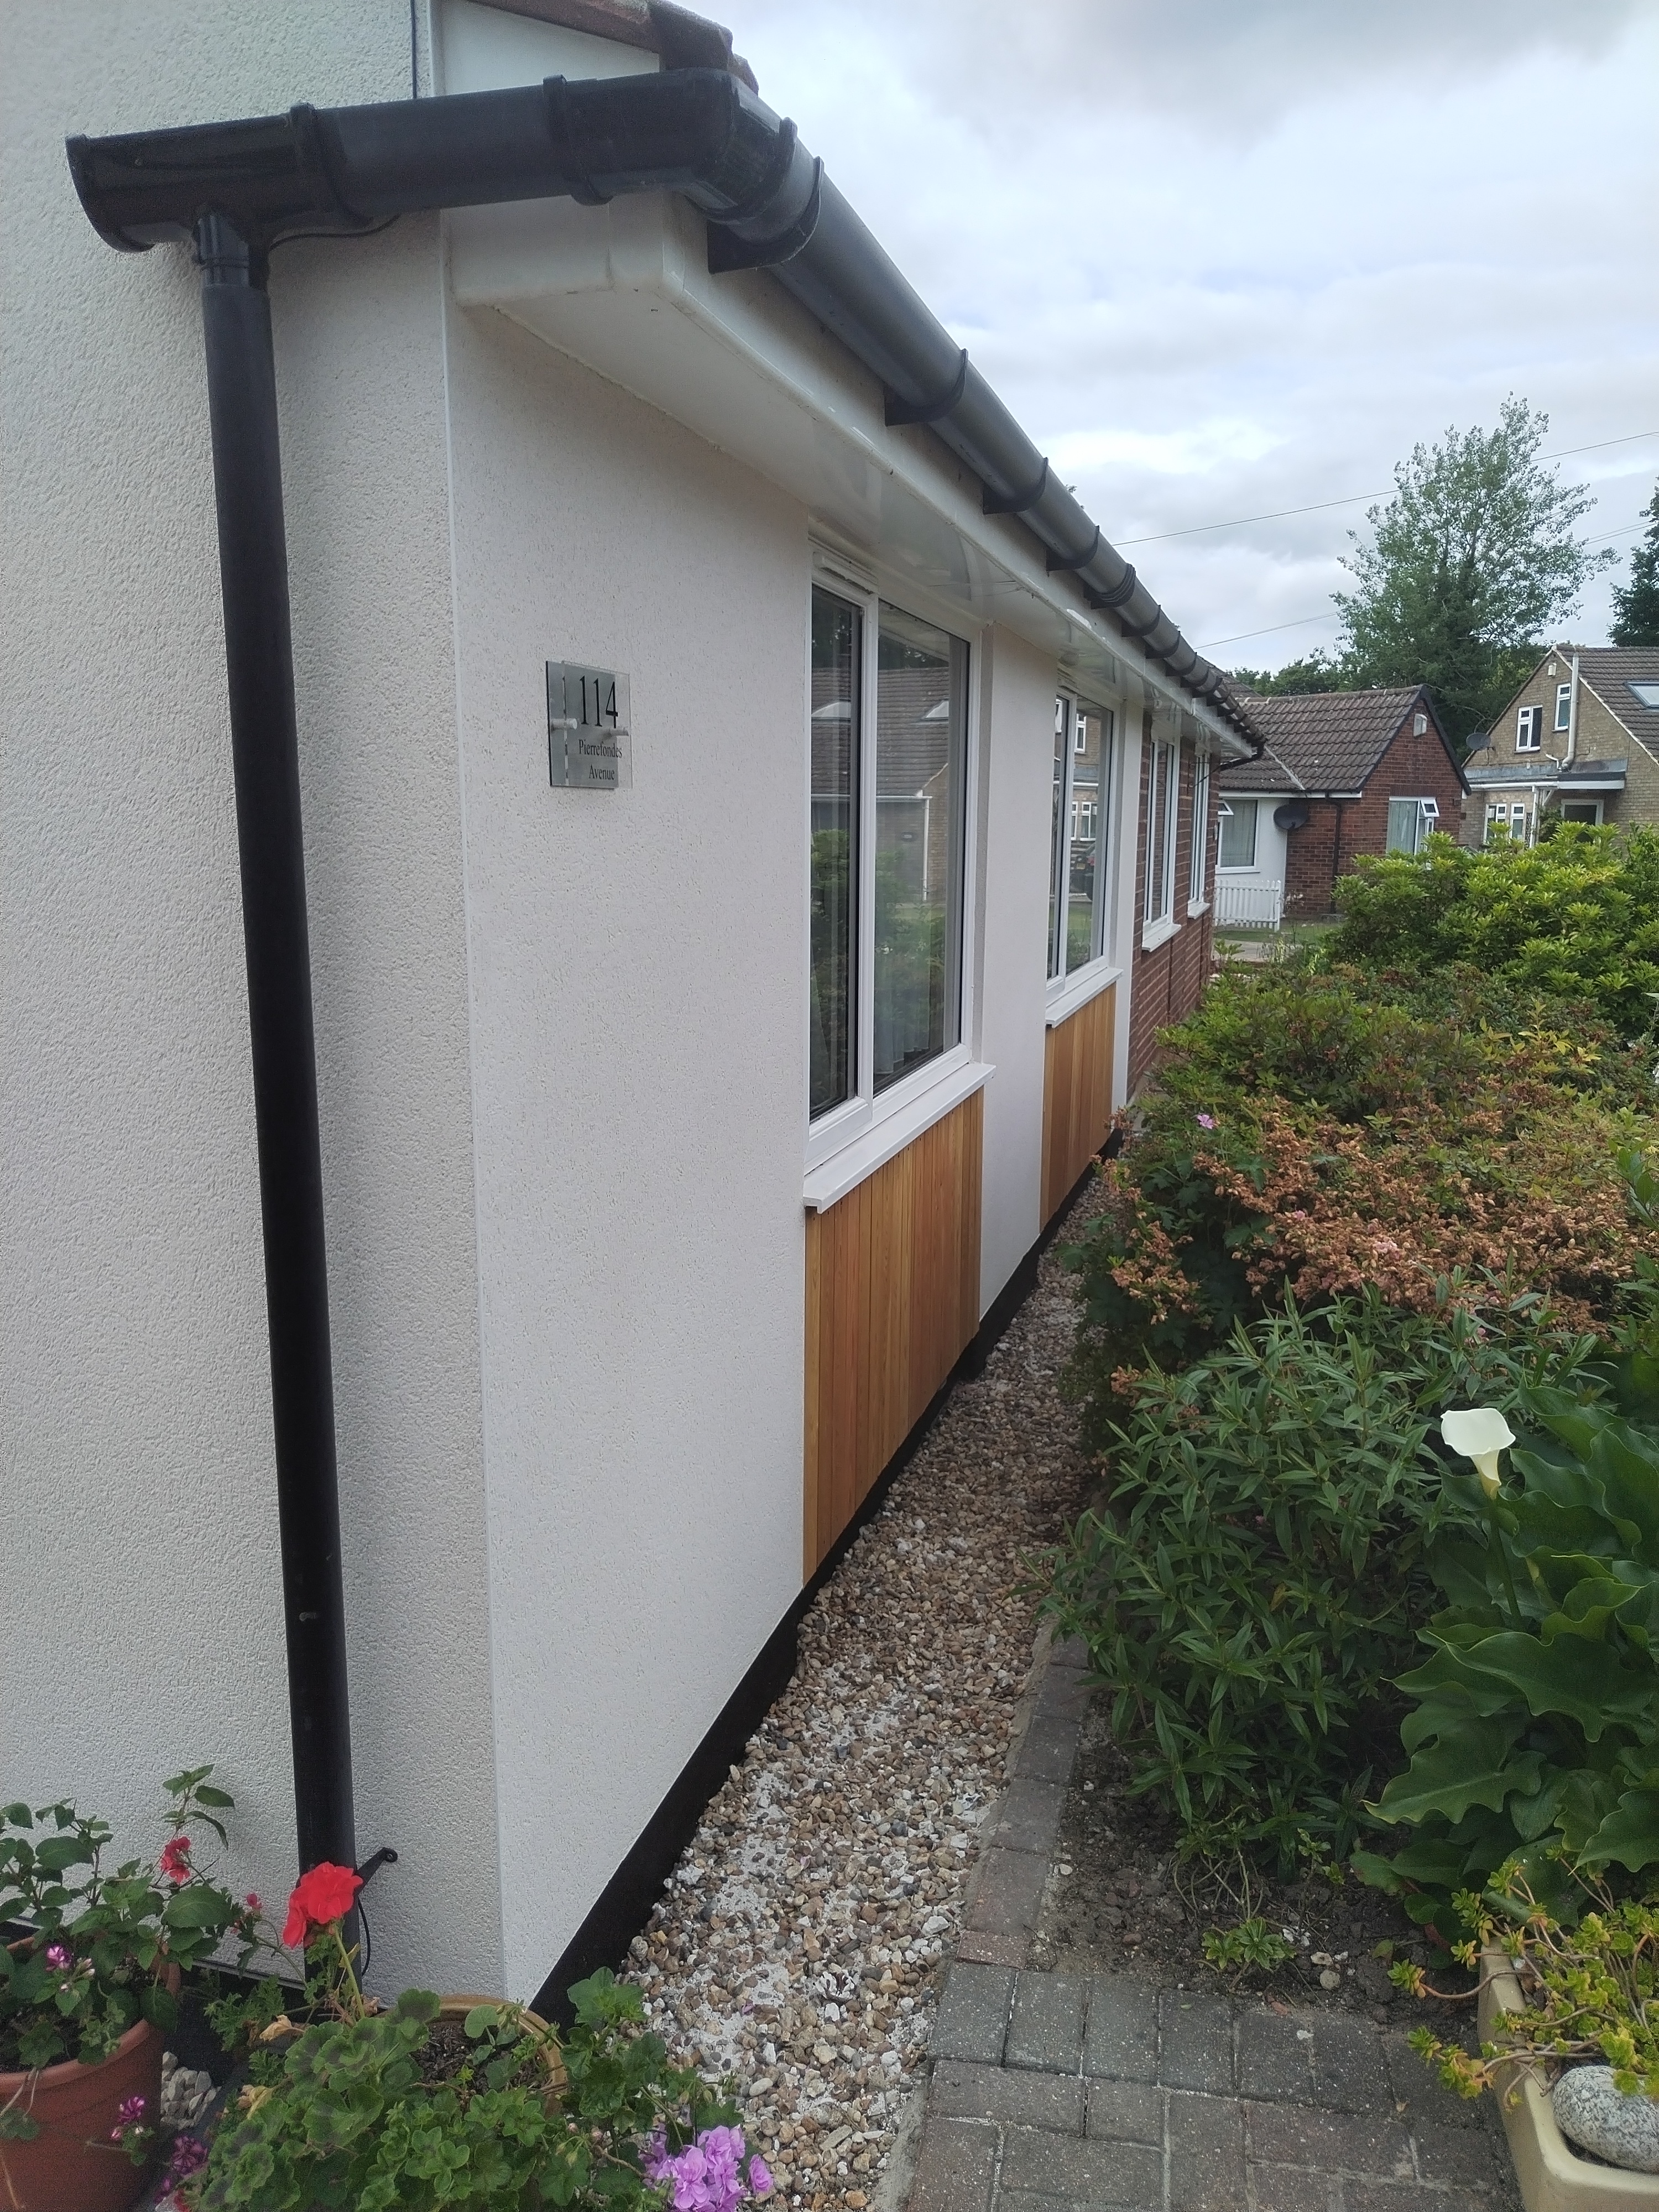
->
left=530, top=1133, right=1119, bottom=2026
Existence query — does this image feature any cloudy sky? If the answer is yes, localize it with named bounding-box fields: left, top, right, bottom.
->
left=721, top=0, right=1659, bottom=670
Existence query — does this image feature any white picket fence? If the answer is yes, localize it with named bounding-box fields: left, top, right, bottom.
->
left=1213, top=877, right=1284, bottom=930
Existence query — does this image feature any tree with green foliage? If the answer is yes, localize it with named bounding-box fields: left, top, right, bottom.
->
left=1334, top=397, right=1614, bottom=748
left=1610, top=480, right=1659, bottom=646
left=1226, top=651, right=1343, bottom=696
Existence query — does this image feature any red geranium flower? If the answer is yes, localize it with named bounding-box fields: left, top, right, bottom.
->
left=159, top=1837, right=191, bottom=1885
left=282, top=1862, right=362, bottom=1948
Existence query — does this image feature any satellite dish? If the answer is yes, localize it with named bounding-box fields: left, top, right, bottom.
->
left=1274, top=801, right=1311, bottom=831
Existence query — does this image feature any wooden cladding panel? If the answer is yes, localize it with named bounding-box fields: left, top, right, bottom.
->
left=803, top=1091, right=984, bottom=1578
left=1041, top=984, right=1116, bottom=1224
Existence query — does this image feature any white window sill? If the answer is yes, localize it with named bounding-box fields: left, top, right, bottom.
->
left=804, top=1059, right=994, bottom=1212
left=1045, top=962, right=1121, bottom=1029
left=1140, top=915, right=1180, bottom=953
left=1186, top=899, right=1209, bottom=919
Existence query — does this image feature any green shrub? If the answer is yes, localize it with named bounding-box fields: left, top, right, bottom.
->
left=1358, top=1390, right=1659, bottom=1945
left=1041, top=1294, right=1606, bottom=1864
left=1065, top=962, right=1657, bottom=1420
left=1331, top=827, right=1659, bottom=1039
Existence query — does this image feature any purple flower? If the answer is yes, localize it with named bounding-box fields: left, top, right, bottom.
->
left=44, top=1943, right=71, bottom=1970
left=116, top=2096, right=148, bottom=2126
left=1196, top=1113, right=1217, bottom=1131
left=164, top=2134, right=208, bottom=2184
left=643, top=2125, right=759, bottom=2212
left=748, top=2152, right=774, bottom=2196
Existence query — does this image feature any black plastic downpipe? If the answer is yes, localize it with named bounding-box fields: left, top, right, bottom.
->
left=195, top=211, right=354, bottom=1883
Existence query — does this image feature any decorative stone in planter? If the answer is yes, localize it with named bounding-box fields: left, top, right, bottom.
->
left=1556, top=2070, right=1659, bottom=2176
left=1479, top=1944, right=1659, bottom=2212
left=0, top=2008, right=166, bottom=2212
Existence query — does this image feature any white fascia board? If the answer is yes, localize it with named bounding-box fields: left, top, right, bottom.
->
left=445, top=186, right=1243, bottom=755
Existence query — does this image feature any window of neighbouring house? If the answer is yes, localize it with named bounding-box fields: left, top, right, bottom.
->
left=1048, top=693, right=1116, bottom=983
left=1387, top=796, right=1438, bottom=855
left=1559, top=800, right=1601, bottom=825
left=809, top=582, right=969, bottom=1130
left=1188, top=750, right=1212, bottom=908
left=1217, top=796, right=1258, bottom=869
left=1556, top=682, right=1573, bottom=732
left=1143, top=737, right=1179, bottom=930
left=1413, top=711, right=1428, bottom=735
left=1517, top=704, right=1542, bottom=751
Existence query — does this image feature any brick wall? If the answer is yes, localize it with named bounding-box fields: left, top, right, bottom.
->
left=1281, top=704, right=1465, bottom=916
left=1126, top=718, right=1216, bottom=1092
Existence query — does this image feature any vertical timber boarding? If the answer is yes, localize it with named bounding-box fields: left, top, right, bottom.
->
left=802, top=1090, right=984, bottom=1578
left=1040, top=984, right=1115, bottom=1225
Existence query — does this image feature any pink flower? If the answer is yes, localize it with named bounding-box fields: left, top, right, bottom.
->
left=749, top=2153, right=774, bottom=2196
left=44, top=1942, right=71, bottom=1970
left=244, top=1892, right=262, bottom=1913
left=159, top=1837, right=191, bottom=1885
left=1196, top=1113, right=1217, bottom=1130
left=117, top=2096, right=147, bottom=2124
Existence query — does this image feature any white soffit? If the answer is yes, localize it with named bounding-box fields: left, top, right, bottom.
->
left=438, top=3, right=1243, bottom=748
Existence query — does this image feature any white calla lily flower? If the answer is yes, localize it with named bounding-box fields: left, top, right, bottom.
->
left=1440, top=1407, right=1516, bottom=1497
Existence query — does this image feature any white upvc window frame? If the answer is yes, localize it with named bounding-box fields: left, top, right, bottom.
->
left=1141, top=733, right=1181, bottom=949
left=1555, top=682, right=1573, bottom=732
left=1046, top=689, right=1121, bottom=1016
left=1216, top=795, right=1260, bottom=872
left=1387, top=795, right=1440, bottom=855
left=805, top=549, right=983, bottom=1182
left=1516, top=703, right=1543, bottom=752
left=1187, top=748, right=1212, bottom=915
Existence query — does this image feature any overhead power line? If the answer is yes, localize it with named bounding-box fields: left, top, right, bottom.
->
left=1116, top=429, right=1659, bottom=548
left=1196, top=516, right=1650, bottom=654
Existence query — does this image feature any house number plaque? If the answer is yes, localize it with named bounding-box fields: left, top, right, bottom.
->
left=547, top=661, right=632, bottom=790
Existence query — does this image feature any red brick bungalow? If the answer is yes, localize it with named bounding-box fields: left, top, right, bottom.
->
left=1217, top=685, right=1467, bottom=923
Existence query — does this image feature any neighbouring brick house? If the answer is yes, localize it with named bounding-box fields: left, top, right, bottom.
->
left=1217, top=685, right=1467, bottom=922
left=1126, top=706, right=1219, bottom=1090
left=1461, top=645, right=1659, bottom=844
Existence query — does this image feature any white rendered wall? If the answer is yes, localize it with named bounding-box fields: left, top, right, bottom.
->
left=974, top=631, right=1058, bottom=1314
left=1, top=0, right=504, bottom=1997
left=440, top=302, right=808, bottom=1995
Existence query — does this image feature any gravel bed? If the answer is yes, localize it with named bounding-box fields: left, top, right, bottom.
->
left=623, top=1180, right=1105, bottom=2209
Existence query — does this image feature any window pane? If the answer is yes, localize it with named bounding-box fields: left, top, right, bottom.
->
left=874, top=604, right=966, bottom=1093
left=1218, top=797, right=1256, bottom=868
left=1067, top=704, right=1107, bottom=971
left=1145, top=742, right=1175, bottom=922
left=810, top=587, right=858, bottom=1118
left=1386, top=798, right=1419, bottom=854
left=1188, top=749, right=1210, bottom=904
left=1047, top=696, right=1067, bottom=980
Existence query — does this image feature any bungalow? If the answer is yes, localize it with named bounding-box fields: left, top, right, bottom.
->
left=1216, top=685, right=1466, bottom=924
left=1461, top=645, right=1659, bottom=843
left=1, top=0, right=1254, bottom=2009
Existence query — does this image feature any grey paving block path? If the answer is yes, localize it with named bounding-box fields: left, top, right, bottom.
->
left=913, top=1970, right=1517, bottom=2209
left=907, top=1635, right=1518, bottom=2211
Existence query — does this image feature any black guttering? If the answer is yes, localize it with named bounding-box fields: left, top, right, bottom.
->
left=67, top=69, right=1255, bottom=741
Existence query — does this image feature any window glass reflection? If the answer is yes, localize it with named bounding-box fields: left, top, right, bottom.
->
left=810, top=587, right=858, bottom=1117
left=874, top=605, right=967, bottom=1092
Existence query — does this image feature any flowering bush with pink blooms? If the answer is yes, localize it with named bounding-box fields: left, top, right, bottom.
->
left=0, top=1770, right=258, bottom=2084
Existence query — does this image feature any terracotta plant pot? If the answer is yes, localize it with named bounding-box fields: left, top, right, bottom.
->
left=0, top=2014, right=165, bottom=2212
left=436, top=1995, right=568, bottom=2104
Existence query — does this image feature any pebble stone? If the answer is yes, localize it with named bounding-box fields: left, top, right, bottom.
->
left=1553, top=2065, right=1659, bottom=2173
left=621, top=1180, right=1104, bottom=2209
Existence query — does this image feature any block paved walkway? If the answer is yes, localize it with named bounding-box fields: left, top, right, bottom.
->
left=901, top=1640, right=1518, bottom=2211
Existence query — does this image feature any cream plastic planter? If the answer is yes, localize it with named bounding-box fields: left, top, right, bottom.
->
left=1479, top=1945, right=1659, bottom=2211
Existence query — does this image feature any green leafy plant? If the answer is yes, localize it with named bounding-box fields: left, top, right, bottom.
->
left=0, top=1770, right=257, bottom=2098
left=1041, top=1293, right=1603, bottom=1864
left=192, top=1873, right=769, bottom=2212
left=1331, top=830, right=1659, bottom=1040
left=1357, top=1394, right=1659, bottom=1948
left=1202, top=1918, right=1295, bottom=1980
left=1395, top=1864, right=1659, bottom=2102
